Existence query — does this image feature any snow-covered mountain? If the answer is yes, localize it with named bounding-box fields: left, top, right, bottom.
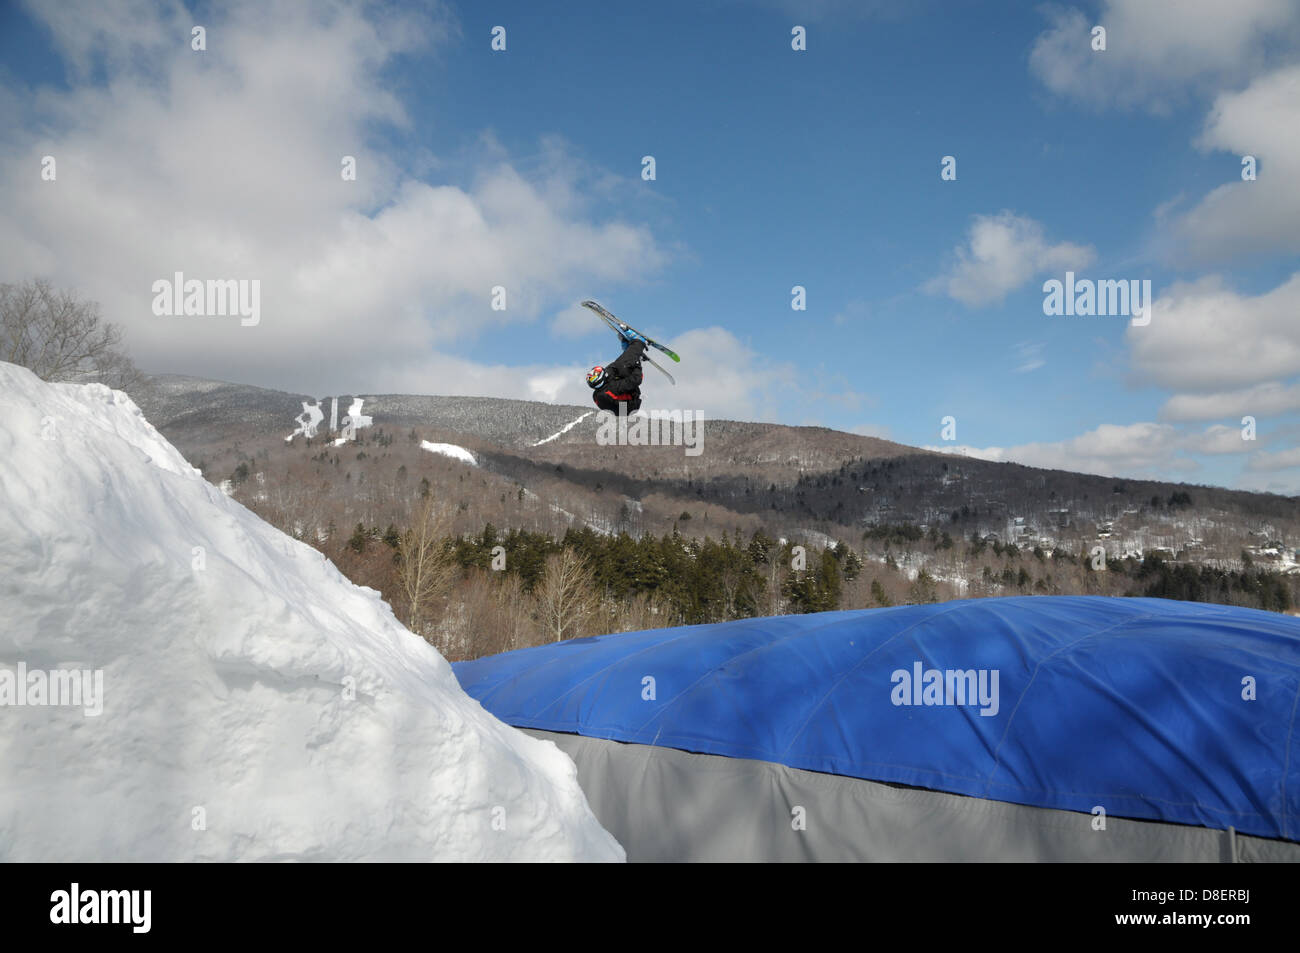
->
left=134, top=374, right=593, bottom=451
left=128, top=372, right=1298, bottom=562
left=0, top=362, right=622, bottom=861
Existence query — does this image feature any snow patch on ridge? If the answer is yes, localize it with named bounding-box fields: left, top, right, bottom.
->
left=421, top=441, right=477, bottom=466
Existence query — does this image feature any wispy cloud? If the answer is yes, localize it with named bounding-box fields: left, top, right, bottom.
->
left=1013, top=341, right=1045, bottom=374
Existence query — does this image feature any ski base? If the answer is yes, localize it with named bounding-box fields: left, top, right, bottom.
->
left=581, top=300, right=681, bottom=363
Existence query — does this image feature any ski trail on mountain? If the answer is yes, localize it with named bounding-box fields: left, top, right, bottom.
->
left=533, top=411, right=593, bottom=446
left=421, top=440, right=477, bottom=465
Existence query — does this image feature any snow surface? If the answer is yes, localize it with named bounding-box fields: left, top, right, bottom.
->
left=0, top=362, right=622, bottom=861
left=421, top=440, right=477, bottom=466
left=333, top=397, right=373, bottom=446
left=532, top=411, right=593, bottom=446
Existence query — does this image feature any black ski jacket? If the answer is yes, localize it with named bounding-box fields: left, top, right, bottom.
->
left=593, top=340, right=645, bottom=413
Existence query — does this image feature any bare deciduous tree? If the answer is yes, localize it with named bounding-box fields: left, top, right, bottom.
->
left=608, top=591, right=663, bottom=635
left=0, top=279, right=141, bottom=390
left=535, top=548, right=598, bottom=642
left=456, top=569, right=535, bottom=658
left=397, top=497, right=457, bottom=638
left=764, top=551, right=786, bottom=616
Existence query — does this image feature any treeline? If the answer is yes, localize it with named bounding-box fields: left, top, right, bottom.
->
left=318, top=517, right=1295, bottom=662
left=1136, top=553, right=1292, bottom=612
left=331, top=519, right=861, bottom=660
left=449, top=525, right=859, bottom=621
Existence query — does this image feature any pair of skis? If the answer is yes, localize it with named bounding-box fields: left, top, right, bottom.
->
left=581, top=299, right=680, bottom=385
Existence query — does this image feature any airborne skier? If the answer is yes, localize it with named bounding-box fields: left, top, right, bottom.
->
left=580, top=300, right=680, bottom=416
left=587, top=335, right=647, bottom=414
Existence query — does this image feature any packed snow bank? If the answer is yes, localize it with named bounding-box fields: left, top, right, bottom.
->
left=421, top=440, right=477, bottom=466
left=0, top=362, right=622, bottom=862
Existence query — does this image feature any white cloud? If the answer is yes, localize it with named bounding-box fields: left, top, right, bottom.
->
left=342, top=350, right=569, bottom=403
left=927, top=418, right=1300, bottom=485
left=1030, top=1, right=1300, bottom=112
left=1247, top=447, right=1300, bottom=471
left=526, top=326, right=799, bottom=423
left=1127, top=273, right=1300, bottom=393
left=1160, top=380, right=1300, bottom=421
left=926, top=422, right=1193, bottom=479
left=550, top=302, right=601, bottom=339
left=1170, top=64, right=1300, bottom=261
left=927, top=212, right=1093, bottom=307
left=0, top=0, right=665, bottom=396
left=647, top=327, right=797, bottom=422
left=1182, top=423, right=1256, bottom=455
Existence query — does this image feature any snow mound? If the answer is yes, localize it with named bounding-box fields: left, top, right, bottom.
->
left=0, top=362, right=622, bottom=862
left=421, top=440, right=477, bottom=466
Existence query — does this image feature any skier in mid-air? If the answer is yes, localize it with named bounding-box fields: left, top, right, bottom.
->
left=587, top=333, right=646, bottom=414
left=580, top=300, right=679, bottom=414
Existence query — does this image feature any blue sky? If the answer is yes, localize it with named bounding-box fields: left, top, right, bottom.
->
left=1, top=0, right=1298, bottom=492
